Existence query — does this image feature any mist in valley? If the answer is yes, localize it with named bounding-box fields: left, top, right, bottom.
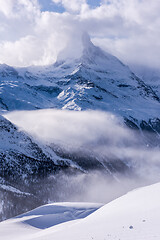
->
left=1, top=109, right=160, bottom=221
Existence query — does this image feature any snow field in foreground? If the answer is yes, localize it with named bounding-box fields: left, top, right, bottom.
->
left=1, top=183, right=160, bottom=239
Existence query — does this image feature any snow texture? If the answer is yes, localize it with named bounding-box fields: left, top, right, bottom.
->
left=1, top=183, right=160, bottom=240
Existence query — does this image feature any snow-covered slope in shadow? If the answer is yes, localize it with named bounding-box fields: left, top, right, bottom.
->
left=131, top=64, right=160, bottom=98
left=0, top=114, right=76, bottom=182
left=0, top=202, right=103, bottom=240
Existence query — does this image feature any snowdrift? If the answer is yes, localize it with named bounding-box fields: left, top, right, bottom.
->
left=1, top=183, right=160, bottom=240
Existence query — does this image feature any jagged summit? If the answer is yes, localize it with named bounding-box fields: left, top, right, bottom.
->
left=0, top=32, right=159, bottom=123
left=82, top=32, right=91, bottom=47
left=54, top=32, right=131, bottom=81
left=81, top=32, right=108, bottom=59
left=55, top=32, right=110, bottom=65
left=56, top=32, right=112, bottom=65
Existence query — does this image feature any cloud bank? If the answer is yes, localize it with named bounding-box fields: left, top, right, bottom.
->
left=5, top=109, right=160, bottom=183
left=0, top=0, right=160, bottom=68
left=5, top=109, right=128, bottom=148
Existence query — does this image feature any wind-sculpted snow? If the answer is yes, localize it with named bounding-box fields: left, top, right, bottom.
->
left=17, top=202, right=103, bottom=230
left=0, top=202, right=103, bottom=239
left=1, top=183, right=160, bottom=240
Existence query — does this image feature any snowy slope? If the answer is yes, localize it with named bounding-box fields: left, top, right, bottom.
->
left=0, top=114, right=75, bottom=182
left=1, top=183, right=160, bottom=240
left=131, top=64, right=160, bottom=98
left=0, top=202, right=103, bottom=240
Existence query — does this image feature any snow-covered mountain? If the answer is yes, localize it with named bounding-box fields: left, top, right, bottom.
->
left=0, top=112, right=87, bottom=184
left=1, top=183, right=160, bottom=240
left=131, top=64, right=160, bottom=98
left=0, top=33, right=160, bottom=221
left=0, top=114, right=73, bottom=181
left=0, top=34, right=159, bottom=128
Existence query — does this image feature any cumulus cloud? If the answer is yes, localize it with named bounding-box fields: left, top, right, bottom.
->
left=0, top=0, right=160, bottom=68
left=0, top=0, right=40, bottom=40
left=91, top=0, right=160, bottom=68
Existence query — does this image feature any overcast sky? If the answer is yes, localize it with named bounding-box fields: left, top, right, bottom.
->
left=0, top=0, right=159, bottom=68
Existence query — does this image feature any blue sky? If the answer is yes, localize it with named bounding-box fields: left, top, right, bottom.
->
left=39, top=0, right=65, bottom=12
left=39, top=0, right=101, bottom=12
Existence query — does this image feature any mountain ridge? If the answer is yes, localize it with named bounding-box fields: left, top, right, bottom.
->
left=0, top=33, right=160, bottom=221
left=0, top=34, right=159, bottom=122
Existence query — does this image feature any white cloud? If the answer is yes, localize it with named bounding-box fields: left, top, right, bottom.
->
left=0, top=0, right=40, bottom=41
left=90, top=0, right=160, bottom=68
left=5, top=109, right=129, bottom=148
left=5, top=109, right=160, bottom=184
left=0, top=0, right=160, bottom=68
left=52, top=0, right=87, bottom=13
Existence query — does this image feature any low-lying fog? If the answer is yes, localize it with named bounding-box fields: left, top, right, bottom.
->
left=5, top=109, right=160, bottom=181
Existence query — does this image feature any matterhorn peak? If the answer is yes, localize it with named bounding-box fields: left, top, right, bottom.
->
left=56, top=32, right=97, bottom=63
left=82, top=32, right=93, bottom=49
left=81, top=32, right=102, bottom=59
